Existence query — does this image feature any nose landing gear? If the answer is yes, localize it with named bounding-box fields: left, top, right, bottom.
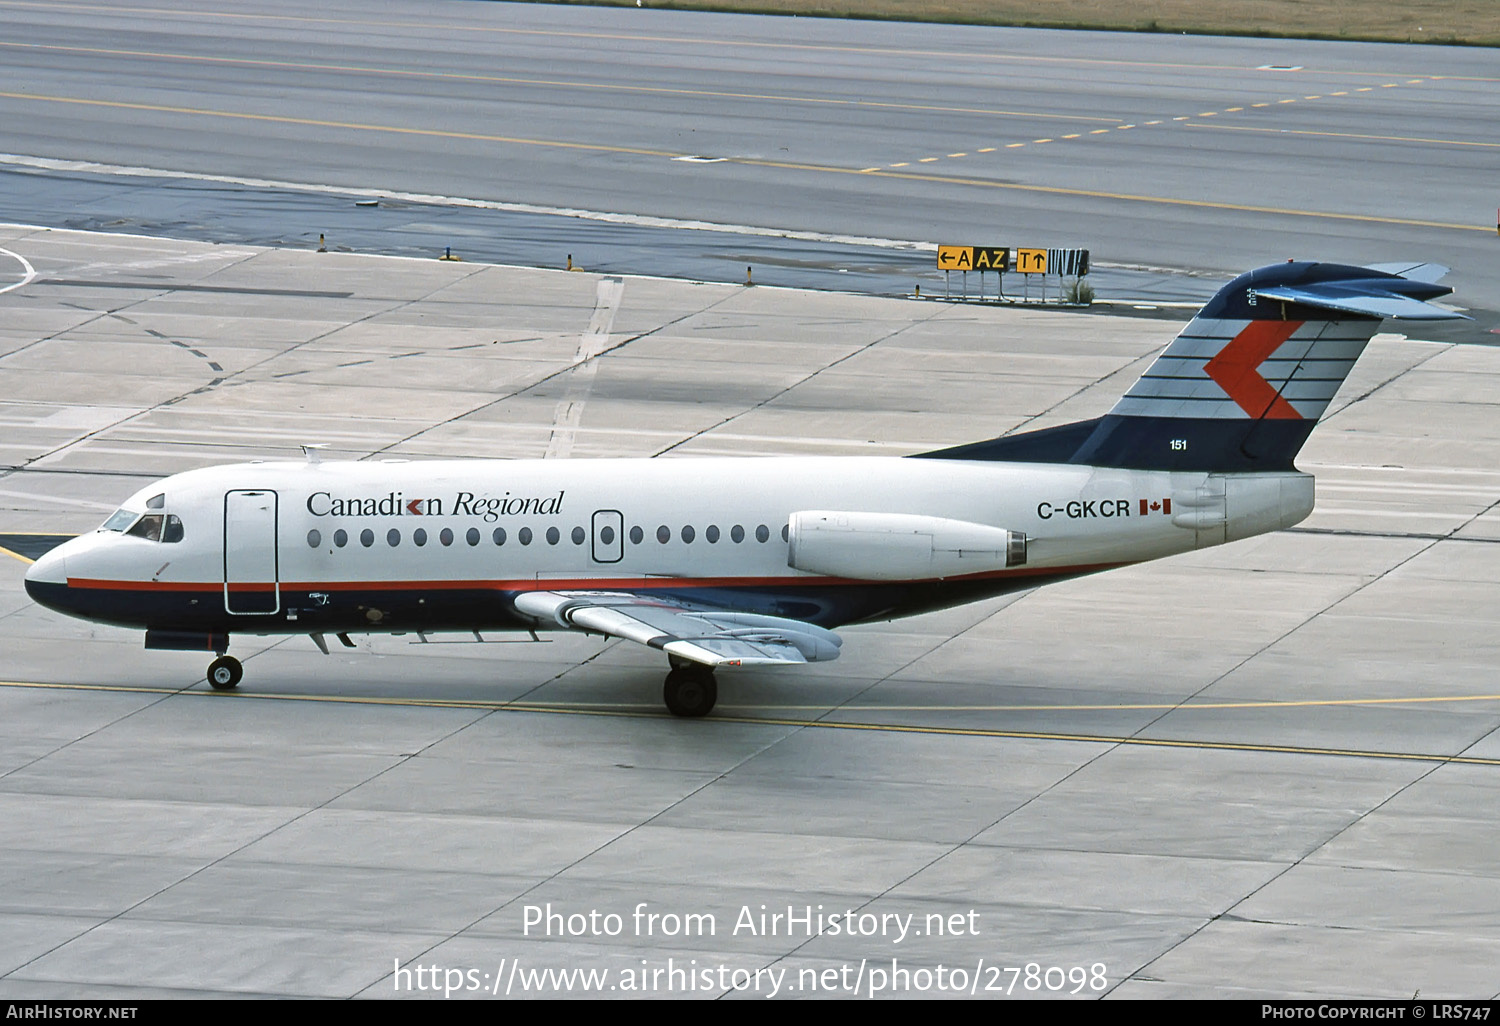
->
left=663, top=663, right=717, bottom=718
left=207, top=654, right=243, bottom=691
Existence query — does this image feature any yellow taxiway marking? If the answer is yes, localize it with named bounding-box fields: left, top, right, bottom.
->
left=11, top=2, right=1483, bottom=79
left=1184, top=122, right=1500, bottom=149
left=5, top=679, right=1498, bottom=766
left=0, top=91, right=682, bottom=159
left=0, top=39, right=1444, bottom=195
left=0, top=40, right=1122, bottom=126
left=0, top=547, right=34, bottom=565
left=2, top=90, right=1487, bottom=236
left=740, top=158, right=1489, bottom=233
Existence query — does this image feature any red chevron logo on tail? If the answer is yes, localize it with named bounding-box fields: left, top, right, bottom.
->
left=1204, top=320, right=1305, bottom=420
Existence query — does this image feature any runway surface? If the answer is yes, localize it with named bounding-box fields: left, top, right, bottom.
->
left=0, top=0, right=1495, bottom=335
left=3, top=0, right=1500, bottom=1000
left=1, top=227, right=1499, bottom=998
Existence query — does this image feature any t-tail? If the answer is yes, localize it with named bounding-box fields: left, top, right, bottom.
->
left=920, top=261, right=1464, bottom=473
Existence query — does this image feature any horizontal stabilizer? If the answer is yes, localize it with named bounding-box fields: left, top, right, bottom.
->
left=1255, top=281, right=1467, bottom=321
left=1365, top=262, right=1450, bottom=284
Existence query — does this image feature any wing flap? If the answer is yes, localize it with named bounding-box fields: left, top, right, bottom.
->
left=513, top=590, right=841, bottom=667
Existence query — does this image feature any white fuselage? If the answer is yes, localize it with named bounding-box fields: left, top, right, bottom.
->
left=25, top=456, right=1314, bottom=635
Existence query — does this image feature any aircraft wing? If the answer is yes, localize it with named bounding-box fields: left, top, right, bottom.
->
left=513, top=590, right=842, bottom=667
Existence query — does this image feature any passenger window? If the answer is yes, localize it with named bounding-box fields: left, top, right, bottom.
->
left=519, top=527, right=533, bottom=546
left=782, top=525, right=789, bottom=542
left=755, top=525, right=769, bottom=543
left=307, top=529, right=322, bottom=548
left=546, top=527, right=560, bottom=545
left=360, top=529, right=374, bottom=548
left=681, top=525, right=695, bottom=543
left=629, top=526, right=643, bottom=545
left=466, top=528, right=480, bottom=546
left=731, top=525, right=744, bottom=543
left=440, top=528, right=454, bottom=546
left=571, top=526, right=585, bottom=545
left=706, top=525, right=719, bottom=543
left=414, top=528, right=427, bottom=546
left=127, top=515, right=164, bottom=541
left=493, top=528, right=506, bottom=546
left=656, top=525, right=670, bottom=544
left=388, top=529, right=401, bottom=547
left=162, top=515, right=184, bottom=543
left=334, top=529, right=348, bottom=548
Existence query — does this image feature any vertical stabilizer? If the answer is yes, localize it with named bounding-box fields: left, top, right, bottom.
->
left=920, top=261, right=1463, bottom=471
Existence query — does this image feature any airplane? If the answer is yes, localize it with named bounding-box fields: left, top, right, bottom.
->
left=23, top=260, right=1463, bottom=717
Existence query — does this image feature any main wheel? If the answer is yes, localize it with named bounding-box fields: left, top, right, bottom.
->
left=663, top=665, right=717, bottom=718
left=207, top=655, right=243, bottom=691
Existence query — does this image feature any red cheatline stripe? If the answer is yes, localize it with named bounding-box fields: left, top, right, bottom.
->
left=64, top=562, right=1130, bottom=594
left=1203, top=320, right=1305, bottom=420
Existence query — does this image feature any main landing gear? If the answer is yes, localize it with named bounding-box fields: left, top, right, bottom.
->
left=207, top=654, right=242, bottom=691
left=663, top=662, right=717, bottom=718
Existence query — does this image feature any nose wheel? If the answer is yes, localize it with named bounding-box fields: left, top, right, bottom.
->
left=663, top=664, right=717, bottom=718
left=207, top=655, right=243, bottom=691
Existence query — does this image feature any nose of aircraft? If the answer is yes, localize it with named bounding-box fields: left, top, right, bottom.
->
left=23, top=544, right=70, bottom=610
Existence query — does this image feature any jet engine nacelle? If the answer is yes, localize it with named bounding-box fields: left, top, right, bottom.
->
left=787, top=510, right=1026, bottom=581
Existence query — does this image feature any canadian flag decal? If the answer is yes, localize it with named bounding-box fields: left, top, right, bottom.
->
left=1140, top=498, right=1173, bottom=516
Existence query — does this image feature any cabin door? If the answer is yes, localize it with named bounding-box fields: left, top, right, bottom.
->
left=223, top=490, right=280, bottom=614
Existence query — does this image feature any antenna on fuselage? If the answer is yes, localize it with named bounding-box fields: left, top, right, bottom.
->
left=301, top=444, right=327, bottom=464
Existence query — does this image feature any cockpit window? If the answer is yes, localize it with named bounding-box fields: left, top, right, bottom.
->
left=162, top=515, right=184, bottom=543
left=145, top=493, right=165, bottom=510
left=126, top=514, right=164, bottom=542
left=101, top=509, right=137, bottom=532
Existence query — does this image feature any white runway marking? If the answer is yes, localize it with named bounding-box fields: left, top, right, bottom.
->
left=545, top=277, right=626, bottom=460
left=0, top=152, right=936, bottom=253
left=0, top=245, right=36, bottom=295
